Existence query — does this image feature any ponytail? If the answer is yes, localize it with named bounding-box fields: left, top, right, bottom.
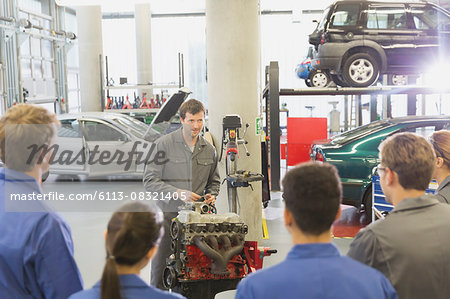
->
left=100, top=202, right=163, bottom=299
left=101, top=256, right=122, bottom=299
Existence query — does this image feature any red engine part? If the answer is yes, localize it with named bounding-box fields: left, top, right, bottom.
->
left=177, top=241, right=275, bottom=283
left=180, top=245, right=247, bottom=282
left=243, top=241, right=276, bottom=273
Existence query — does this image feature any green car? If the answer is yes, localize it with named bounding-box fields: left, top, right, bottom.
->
left=310, top=116, right=450, bottom=217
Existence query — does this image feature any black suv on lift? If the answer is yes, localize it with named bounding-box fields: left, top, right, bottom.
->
left=309, top=0, right=450, bottom=87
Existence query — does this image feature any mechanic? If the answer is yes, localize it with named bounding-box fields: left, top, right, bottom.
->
left=348, top=133, right=450, bottom=299
left=0, top=104, right=83, bottom=298
left=429, top=130, right=450, bottom=204
left=69, top=202, right=185, bottom=299
left=236, top=162, right=397, bottom=299
left=143, top=99, right=220, bottom=290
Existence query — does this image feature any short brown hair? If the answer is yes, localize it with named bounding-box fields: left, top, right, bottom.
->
left=282, top=162, right=342, bottom=235
left=0, top=104, right=59, bottom=171
left=179, top=99, right=205, bottom=119
left=379, top=132, right=435, bottom=190
left=430, top=130, right=450, bottom=169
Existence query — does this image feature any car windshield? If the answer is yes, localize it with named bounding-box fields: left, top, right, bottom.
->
left=318, top=7, right=330, bottom=30
left=331, top=120, right=392, bottom=145
left=111, top=115, right=148, bottom=138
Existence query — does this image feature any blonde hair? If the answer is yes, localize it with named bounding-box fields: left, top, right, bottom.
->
left=430, top=130, right=450, bottom=169
left=379, top=132, right=435, bottom=190
left=0, top=104, right=59, bottom=171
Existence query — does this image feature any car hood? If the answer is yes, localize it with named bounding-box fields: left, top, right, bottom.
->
left=143, top=87, right=190, bottom=142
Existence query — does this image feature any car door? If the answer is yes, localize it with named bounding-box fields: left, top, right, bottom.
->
left=326, top=3, right=364, bottom=44
left=80, top=119, right=136, bottom=176
left=364, top=3, right=418, bottom=72
left=51, top=118, right=89, bottom=174
left=409, top=4, right=450, bottom=66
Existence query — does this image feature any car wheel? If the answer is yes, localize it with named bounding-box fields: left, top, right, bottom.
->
left=330, top=74, right=349, bottom=87
left=390, top=74, right=407, bottom=86
left=305, top=79, right=312, bottom=87
left=363, top=185, right=372, bottom=220
left=342, top=53, right=379, bottom=87
left=308, top=70, right=330, bottom=87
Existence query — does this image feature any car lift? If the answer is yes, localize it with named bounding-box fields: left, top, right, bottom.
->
left=263, top=61, right=450, bottom=191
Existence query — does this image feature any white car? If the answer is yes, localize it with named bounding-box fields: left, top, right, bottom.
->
left=47, top=89, right=189, bottom=178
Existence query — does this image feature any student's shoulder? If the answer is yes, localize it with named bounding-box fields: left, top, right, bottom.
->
left=13, top=210, right=67, bottom=233
left=38, top=211, right=70, bottom=231
left=148, top=287, right=186, bottom=299
left=68, top=288, right=99, bottom=299
left=240, top=261, right=288, bottom=284
left=340, top=255, right=387, bottom=279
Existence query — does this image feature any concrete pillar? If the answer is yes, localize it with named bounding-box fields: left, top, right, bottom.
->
left=76, top=6, right=103, bottom=112
left=206, top=0, right=262, bottom=241
left=135, top=3, right=153, bottom=97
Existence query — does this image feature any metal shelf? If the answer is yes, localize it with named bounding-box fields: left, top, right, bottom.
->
left=103, top=108, right=160, bottom=114
left=105, top=84, right=179, bottom=90
left=25, top=97, right=58, bottom=104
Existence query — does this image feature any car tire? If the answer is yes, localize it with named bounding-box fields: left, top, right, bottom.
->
left=308, top=70, right=330, bottom=87
left=363, top=185, right=372, bottom=220
left=390, top=74, right=407, bottom=86
left=305, top=79, right=312, bottom=87
left=342, top=53, right=379, bottom=87
left=330, top=74, right=350, bottom=87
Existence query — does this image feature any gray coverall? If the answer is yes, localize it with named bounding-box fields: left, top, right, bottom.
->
left=143, top=128, right=220, bottom=290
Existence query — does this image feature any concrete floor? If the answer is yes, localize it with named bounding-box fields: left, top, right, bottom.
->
left=43, top=174, right=358, bottom=299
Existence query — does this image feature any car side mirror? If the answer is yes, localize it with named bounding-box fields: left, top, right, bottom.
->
left=118, top=135, right=130, bottom=142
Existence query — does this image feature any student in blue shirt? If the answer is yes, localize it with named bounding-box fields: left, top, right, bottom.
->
left=235, top=162, right=397, bottom=299
left=69, top=202, right=185, bottom=299
left=0, top=104, right=83, bottom=298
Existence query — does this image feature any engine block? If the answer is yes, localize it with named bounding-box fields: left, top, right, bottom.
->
left=163, top=202, right=248, bottom=298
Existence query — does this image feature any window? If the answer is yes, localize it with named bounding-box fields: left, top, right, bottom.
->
left=400, top=122, right=448, bottom=139
left=110, top=115, right=148, bottom=138
left=331, top=4, right=360, bottom=27
left=83, top=121, right=127, bottom=142
left=332, top=120, right=393, bottom=145
left=317, top=7, right=330, bottom=30
left=411, top=5, right=450, bottom=30
left=58, top=119, right=81, bottom=138
left=367, top=5, right=407, bottom=30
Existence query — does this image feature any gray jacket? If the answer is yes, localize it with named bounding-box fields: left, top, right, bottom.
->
left=143, top=128, right=220, bottom=212
left=435, top=175, right=450, bottom=204
left=348, top=195, right=450, bottom=299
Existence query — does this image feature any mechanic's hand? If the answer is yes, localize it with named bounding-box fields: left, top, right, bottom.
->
left=204, top=194, right=216, bottom=205
left=176, top=189, right=201, bottom=202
